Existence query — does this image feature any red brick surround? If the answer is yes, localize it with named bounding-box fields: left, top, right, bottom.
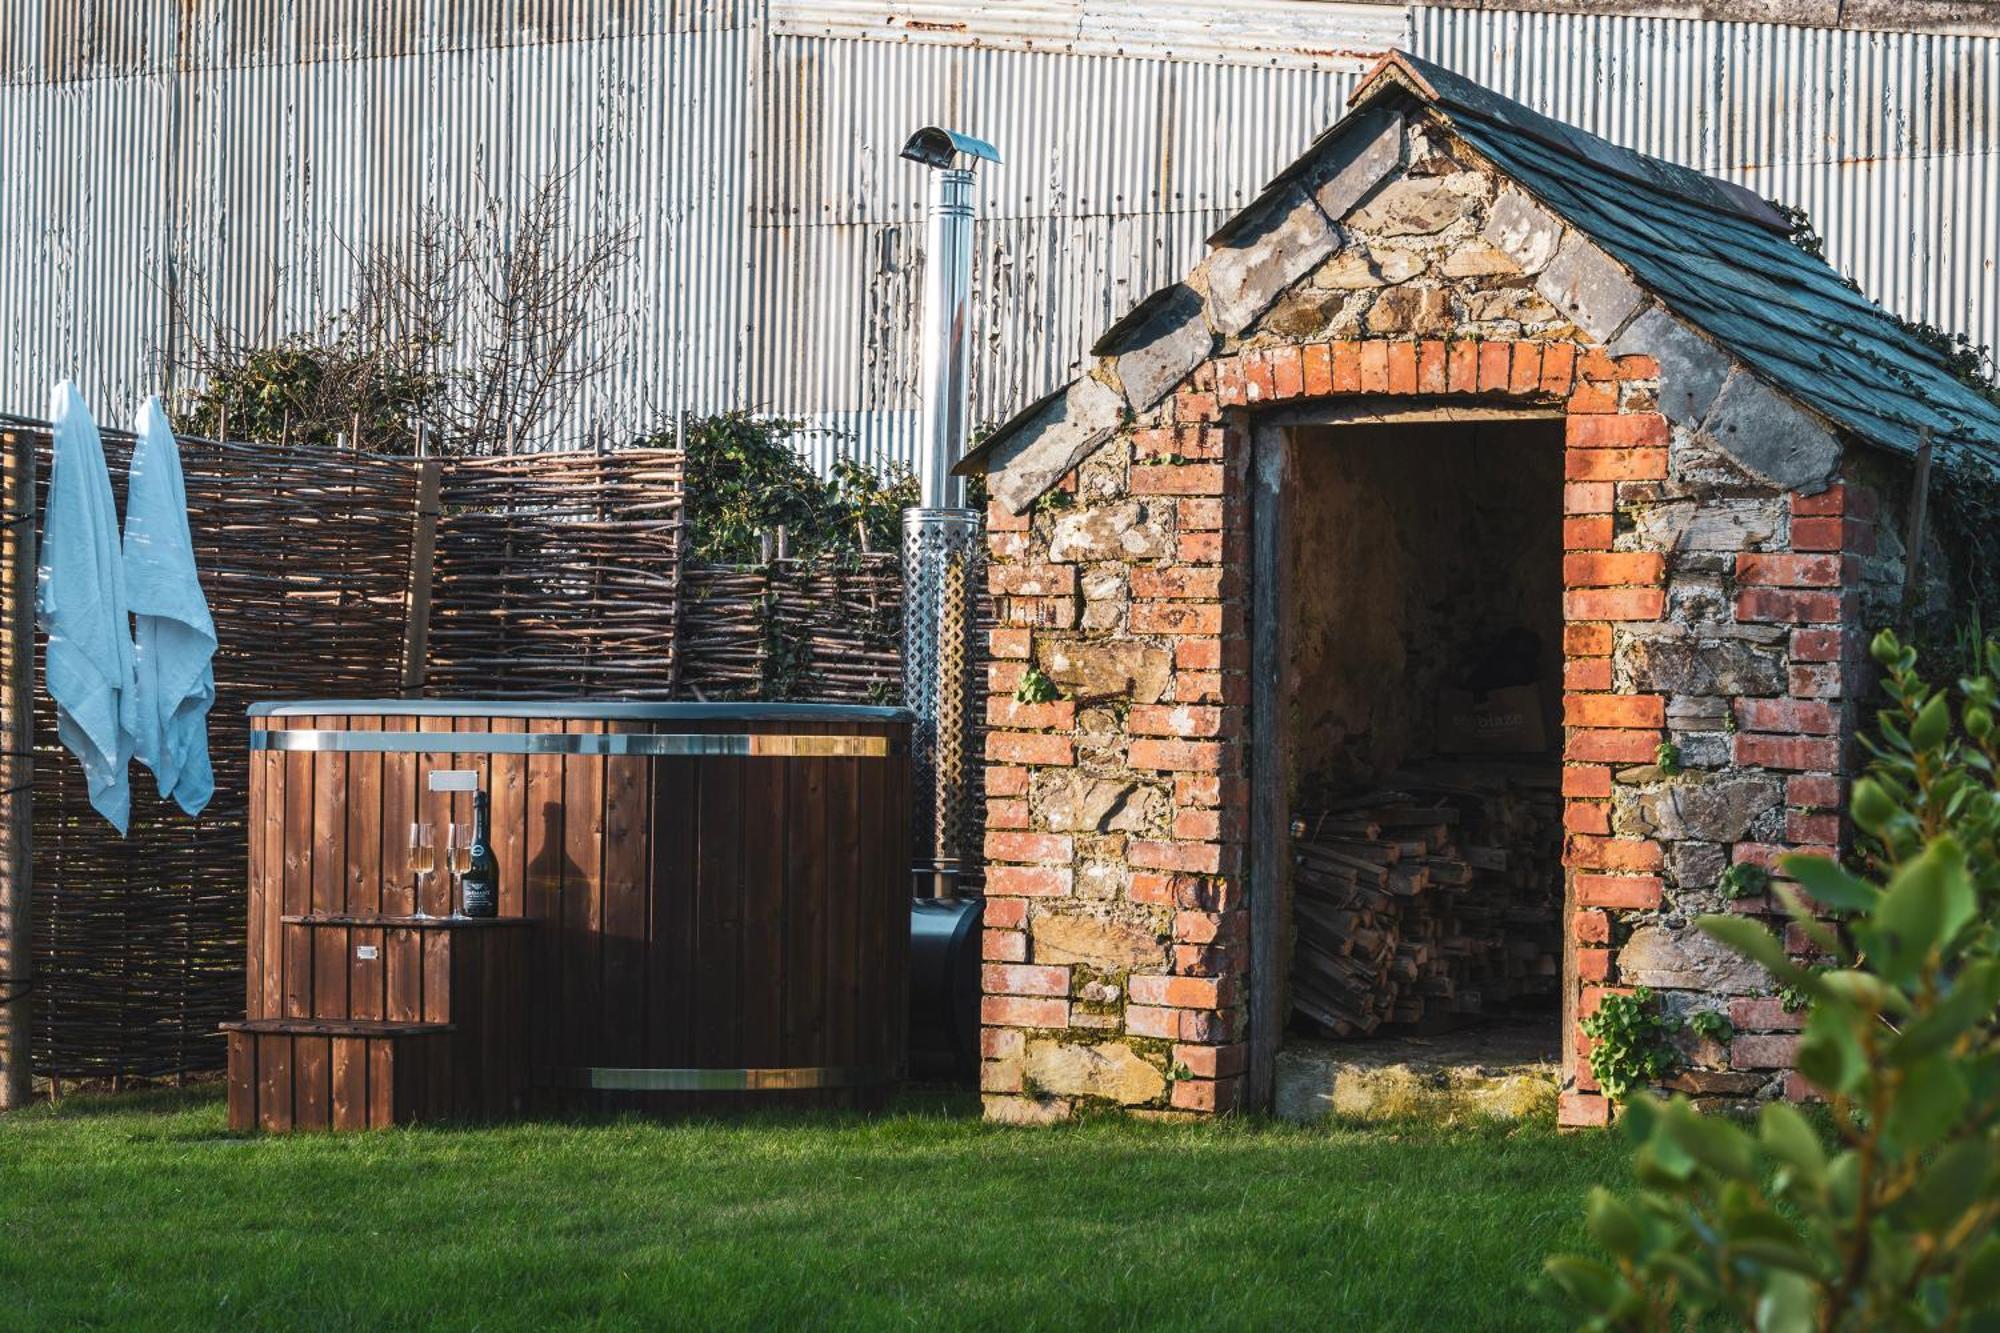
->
left=979, top=334, right=1860, bottom=1124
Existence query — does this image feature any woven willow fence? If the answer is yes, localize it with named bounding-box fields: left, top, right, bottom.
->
left=0, top=423, right=942, bottom=1084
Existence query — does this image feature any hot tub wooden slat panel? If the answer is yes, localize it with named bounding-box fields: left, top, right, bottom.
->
left=869, top=744, right=899, bottom=1088
left=331, top=1036, right=367, bottom=1129
left=786, top=751, right=829, bottom=1067
left=367, top=1038, right=394, bottom=1126
left=561, top=719, right=604, bottom=1073
left=489, top=717, right=528, bottom=920
left=648, top=756, right=697, bottom=1074
left=244, top=704, right=911, bottom=1116
left=386, top=926, right=421, bottom=1024
left=294, top=1034, right=331, bottom=1130
left=422, top=929, right=452, bottom=1023
left=345, top=716, right=382, bottom=917
left=263, top=741, right=288, bottom=1017
left=283, top=748, right=314, bottom=1007
left=247, top=721, right=268, bottom=1016
left=312, top=738, right=345, bottom=917
left=286, top=736, right=312, bottom=924
left=227, top=1031, right=256, bottom=1128
left=740, top=749, right=785, bottom=1069
left=257, top=1032, right=292, bottom=1131
left=694, top=756, right=744, bottom=1079
left=311, top=921, right=347, bottom=1022
left=380, top=717, right=418, bottom=918
left=830, top=750, right=864, bottom=1097
left=351, top=925, right=385, bottom=1021
left=601, top=725, right=649, bottom=1068
left=523, top=716, right=566, bottom=1104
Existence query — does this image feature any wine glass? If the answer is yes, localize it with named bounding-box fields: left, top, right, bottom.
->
left=407, top=822, right=438, bottom=918
left=449, top=823, right=474, bottom=916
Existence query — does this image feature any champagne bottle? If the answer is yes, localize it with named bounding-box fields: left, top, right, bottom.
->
left=461, top=790, right=500, bottom=918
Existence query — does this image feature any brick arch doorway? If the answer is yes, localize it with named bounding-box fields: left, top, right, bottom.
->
left=1244, top=397, right=1580, bottom=1107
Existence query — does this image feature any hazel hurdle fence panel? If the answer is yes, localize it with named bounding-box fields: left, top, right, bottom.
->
left=0, top=422, right=977, bottom=1086
left=0, top=421, right=420, bottom=1083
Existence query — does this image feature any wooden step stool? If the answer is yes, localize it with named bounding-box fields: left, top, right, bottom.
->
left=225, top=915, right=532, bottom=1132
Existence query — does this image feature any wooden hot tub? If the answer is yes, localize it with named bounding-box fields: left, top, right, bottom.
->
left=231, top=700, right=912, bottom=1129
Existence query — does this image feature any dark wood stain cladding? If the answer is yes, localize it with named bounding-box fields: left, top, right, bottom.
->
left=237, top=707, right=910, bottom=1127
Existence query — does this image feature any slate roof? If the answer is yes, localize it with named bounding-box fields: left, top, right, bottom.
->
left=965, top=51, right=2000, bottom=482
left=1371, top=51, right=2000, bottom=476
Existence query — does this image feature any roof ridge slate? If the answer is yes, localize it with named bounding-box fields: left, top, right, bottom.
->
left=961, top=48, right=2000, bottom=508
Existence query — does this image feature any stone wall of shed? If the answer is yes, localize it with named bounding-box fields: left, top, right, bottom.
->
left=975, top=123, right=1865, bottom=1125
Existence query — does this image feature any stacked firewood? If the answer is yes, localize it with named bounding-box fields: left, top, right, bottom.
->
left=1290, top=760, right=1563, bottom=1037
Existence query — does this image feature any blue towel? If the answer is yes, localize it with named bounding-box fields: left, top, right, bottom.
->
left=39, top=382, right=139, bottom=834
left=124, top=396, right=216, bottom=817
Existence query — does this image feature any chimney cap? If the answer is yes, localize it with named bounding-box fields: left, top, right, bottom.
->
left=900, top=127, right=1001, bottom=171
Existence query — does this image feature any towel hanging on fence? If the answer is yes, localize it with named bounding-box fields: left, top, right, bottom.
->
left=124, top=395, right=216, bottom=817
left=39, top=381, right=140, bottom=834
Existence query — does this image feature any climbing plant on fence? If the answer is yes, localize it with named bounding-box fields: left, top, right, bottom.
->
left=655, top=412, right=916, bottom=563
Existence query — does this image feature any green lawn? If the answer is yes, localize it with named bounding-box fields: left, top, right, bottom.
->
left=0, top=1088, right=1625, bottom=1330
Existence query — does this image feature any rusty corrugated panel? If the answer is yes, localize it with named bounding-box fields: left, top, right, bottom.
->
left=1411, top=5, right=2000, bottom=383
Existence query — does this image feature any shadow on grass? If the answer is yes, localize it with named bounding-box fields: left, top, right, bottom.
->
left=8, top=1078, right=989, bottom=1139
left=8, top=1084, right=226, bottom=1122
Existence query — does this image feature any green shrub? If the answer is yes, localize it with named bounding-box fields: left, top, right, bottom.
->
left=179, top=332, right=443, bottom=450
left=650, top=412, right=915, bottom=563
left=1547, top=631, right=2000, bottom=1331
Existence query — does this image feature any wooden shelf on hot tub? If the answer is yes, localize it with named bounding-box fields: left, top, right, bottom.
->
left=279, top=913, right=536, bottom=928
left=226, top=911, right=535, bottom=1132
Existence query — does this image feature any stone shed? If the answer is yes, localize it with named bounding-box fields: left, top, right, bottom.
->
left=959, top=50, right=2000, bottom=1127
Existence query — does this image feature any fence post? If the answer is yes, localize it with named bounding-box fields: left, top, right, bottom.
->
left=0, top=431, right=36, bottom=1108
left=401, top=459, right=443, bottom=697
left=667, top=451, right=688, bottom=697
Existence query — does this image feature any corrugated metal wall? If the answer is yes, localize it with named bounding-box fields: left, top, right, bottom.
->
left=1, top=1, right=757, bottom=450
left=1, top=2, right=1994, bottom=471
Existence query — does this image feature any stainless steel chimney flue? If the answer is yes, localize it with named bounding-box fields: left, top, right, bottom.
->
left=900, top=127, right=999, bottom=901
left=902, top=127, right=1000, bottom=508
